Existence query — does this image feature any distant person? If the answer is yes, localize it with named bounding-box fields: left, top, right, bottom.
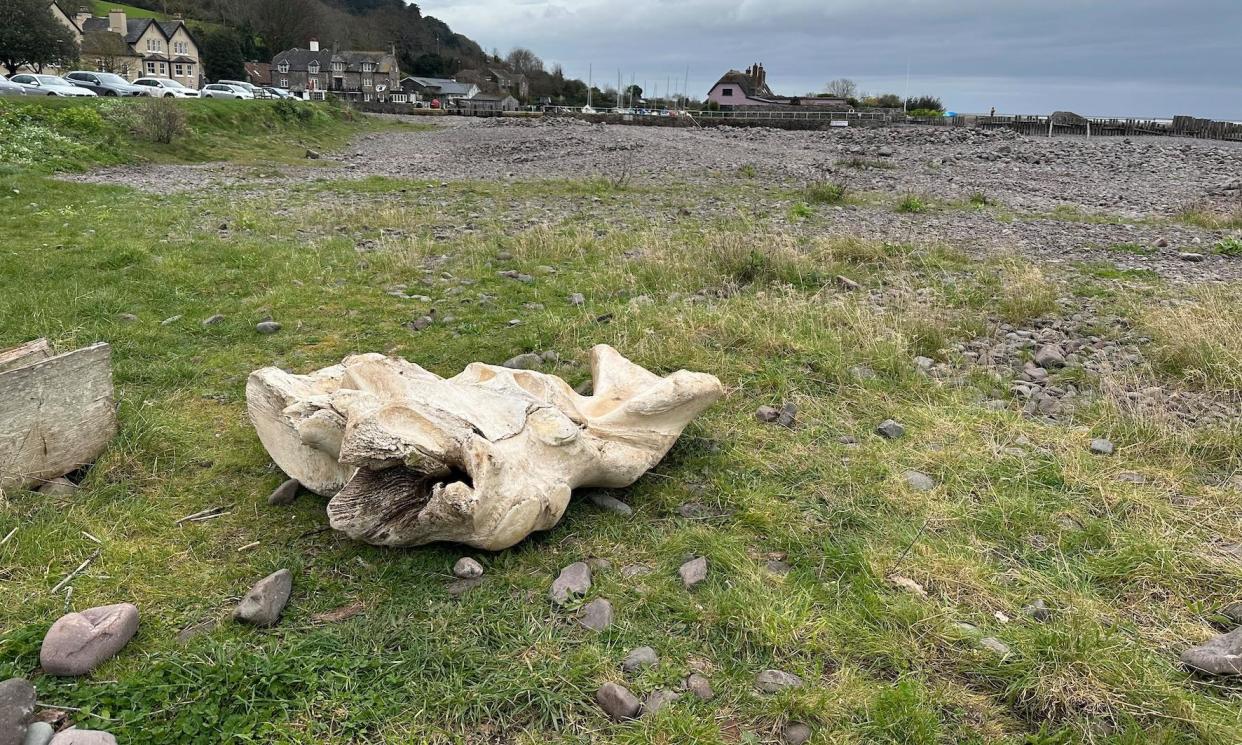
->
left=990, top=107, right=996, bottom=117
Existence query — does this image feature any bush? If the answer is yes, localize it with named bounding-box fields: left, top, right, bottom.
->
left=805, top=179, right=848, bottom=205
left=907, top=108, right=944, bottom=118
left=133, top=97, right=188, bottom=144
left=906, top=95, right=943, bottom=113
left=896, top=194, right=928, bottom=214
left=969, top=192, right=992, bottom=207
left=1215, top=236, right=1242, bottom=256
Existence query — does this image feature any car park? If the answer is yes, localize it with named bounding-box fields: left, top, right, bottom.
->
left=64, top=71, right=146, bottom=97
left=200, top=83, right=254, bottom=99
left=0, top=75, right=25, bottom=96
left=132, top=77, right=200, bottom=98
left=8, top=74, right=98, bottom=97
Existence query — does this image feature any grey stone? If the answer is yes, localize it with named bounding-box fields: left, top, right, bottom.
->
left=643, top=688, right=681, bottom=714
left=876, top=419, right=905, bottom=439
left=914, top=356, right=934, bottom=371
left=1034, top=344, right=1066, bottom=369
left=40, top=604, right=139, bottom=676
left=407, top=316, right=433, bottom=332
left=549, top=562, right=591, bottom=604
left=1181, top=626, right=1242, bottom=676
left=305, top=149, right=321, bottom=159
left=503, top=352, right=542, bottom=370
left=160, top=315, right=182, bottom=326
left=765, top=560, right=792, bottom=576
left=233, top=569, right=292, bottom=627
left=22, top=722, right=53, bottom=745
left=835, top=274, right=860, bottom=291
left=587, top=491, right=632, bottom=516
left=756, top=669, right=803, bottom=693
left=678, top=556, right=708, bottom=589
left=201, top=314, right=224, bottom=326
left=620, top=564, right=652, bottom=579
left=595, top=682, right=641, bottom=721
left=622, top=646, right=658, bottom=673
left=266, top=478, right=299, bottom=506
left=783, top=722, right=813, bottom=745
left=1090, top=438, right=1115, bottom=455
left=447, top=577, right=483, bottom=597
left=452, top=557, right=484, bottom=579
left=48, top=731, right=116, bottom=745
left=1022, top=599, right=1051, bottom=622
left=116, top=313, right=137, bottom=323
left=684, top=673, right=714, bottom=700
left=569, top=293, right=586, bottom=306
left=587, top=557, right=612, bottom=573
left=776, top=403, right=797, bottom=429
left=903, top=470, right=936, bottom=492
left=755, top=405, right=781, bottom=423
left=0, top=678, right=36, bottom=745
left=37, top=478, right=78, bottom=497
left=850, top=365, right=877, bottom=380
left=1218, top=601, right=1242, bottom=624
left=980, top=636, right=1011, bottom=656
left=255, top=321, right=281, bottom=334
left=1178, top=252, right=1205, bottom=262
left=578, top=598, right=613, bottom=632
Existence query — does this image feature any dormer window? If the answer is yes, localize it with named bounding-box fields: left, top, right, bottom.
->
left=333, top=61, right=344, bottom=72
left=362, top=63, right=373, bottom=73
left=278, top=61, right=289, bottom=74
left=308, top=61, right=320, bottom=74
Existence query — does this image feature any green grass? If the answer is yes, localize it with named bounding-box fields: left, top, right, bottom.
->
left=0, top=134, right=1240, bottom=743
left=89, top=0, right=167, bottom=19
left=896, top=194, right=928, bottom=214
left=804, top=180, right=849, bottom=205
left=1107, top=242, right=1156, bottom=256
left=1214, top=236, right=1242, bottom=256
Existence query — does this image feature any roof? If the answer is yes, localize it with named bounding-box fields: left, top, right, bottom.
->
left=402, top=76, right=476, bottom=96
left=711, top=69, right=774, bottom=99
left=468, top=94, right=515, bottom=102
left=79, top=16, right=193, bottom=45
left=273, top=48, right=396, bottom=74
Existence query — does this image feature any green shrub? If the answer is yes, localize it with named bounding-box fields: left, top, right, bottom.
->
left=788, top=202, right=814, bottom=220
left=805, top=180, right=848, bottom=205
left=968, top=192, right=992, bottom=207
left=133, top=97, right=188, bottom=144
left=896, top=194, right=928, bottom=214
left=1214, top=236, right=1242, bottom=256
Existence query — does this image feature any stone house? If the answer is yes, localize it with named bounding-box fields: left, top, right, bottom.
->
left=399, top=76, right=479, bottom=106
left=75, top=10, right=201, bottom=86
left=272, top=40, right=399, bottom=101
left=455, top=94, right=519, bottom=113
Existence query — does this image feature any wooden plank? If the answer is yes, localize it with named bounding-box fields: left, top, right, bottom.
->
left=0, top=343, right=116, bottom=494
left=0, top=338, right=51, bottom=374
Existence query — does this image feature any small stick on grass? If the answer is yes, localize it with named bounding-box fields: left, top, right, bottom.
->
left=0, top=527, right=16, bottom=547
left=175, top=506, right=228, bottom=526
left=888, top=517, right=932, bottom=575
left=81, top=531, right=103, bottom=545
left=238, top=541, right=260, bottom=552
left=51, top=548, right=101, bottom=594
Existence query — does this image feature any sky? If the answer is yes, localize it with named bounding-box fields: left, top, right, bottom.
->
left=417, top=0, right=1242, bottom=119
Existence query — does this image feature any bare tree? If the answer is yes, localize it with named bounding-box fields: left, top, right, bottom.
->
left=824, top=78, right=858, bottom=99
left=246, top=0, right=322, bottom=54
left=505, top=47, right=543, bottom=75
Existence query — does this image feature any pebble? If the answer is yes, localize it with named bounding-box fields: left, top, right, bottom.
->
left=0, top=677, right=36, bottom=745
left=255, top=321, right=281, bottom=334
left=37, top=478, right=78, bottom=497
left=889, top=575, right=927, bottom=597
left=595, top=682, right=641, bottom=721
left=980, top=637, right=1012, bottom=657
left=1090, top=438, right=1115, bottom=455
left=684, top=673, right=715, bottom=700
left=1178, top=252, right=1205, bottom=262
left=569, top=293, right=586, bottom=306
left=23, top=722, right=54, bottom=745
left=1181, top=627, right=1242, bottom=676
left=1034, top=344, right=1066, bottom=369
left=1022, top=599, right=1051, bottom=622
left=587, top=490, right=633, bottom=516
left=756, top=669, right=803, bottom=692
left=266, top=478, right=299, bottom=506
left=835, top=274, right=860, bottom=291
left=201, top=314, right=224, bottom=326
left=116, top=313, right=137, bottom=323
left=48, top=731, right=117, bottom=745
left=622, top=646, right=658, bottom=673
left=903, top=470, right=936, bottom=492
left=160, top=315, right=182, bottom=326
left=765, top=560, right=792, bottom=575
left=783, top=722, right=813, bottom=745
left=643, top=688, right=680, bottom=714
left=876, top=419, right=905, bottom=439
left=577, top=598, right=613, bottom=631
left=233, top=569, right=292, bottom=627
left=40, top=604, right=139, bottom=676
left=503, top=352, right=542, bottom=370
left=678, top=556, right=708, bottom=589
left=549, top=562, right=592, bottom=604
left=452, top=557, right=484, bottom=579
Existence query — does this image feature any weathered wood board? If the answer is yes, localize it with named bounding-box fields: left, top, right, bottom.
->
left=0, top=341, right=117, bottom=495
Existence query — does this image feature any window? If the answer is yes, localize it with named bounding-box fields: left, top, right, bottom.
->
left=159, top=63, right=167, bottom=74
left=146, top=62, right=156, bottom=75
left=722, top=87, right=733, bottom=97
left=278, top=61, right=289, bottom=74
left=333, top=61, right=344, bottom=72
left=280, top=78, right=288, bottom=88
left=362, top=63, right=373, bottom=73
left=174, top=64, right=183, bottom=76
left=363, top=76, right=373, bottom=87
left=308, top=61, right=319, bottom=74
left=184, top=65, right=192, bottom=78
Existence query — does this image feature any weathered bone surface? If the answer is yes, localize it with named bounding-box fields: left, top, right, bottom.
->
left=247, top=345, right=723, bottom=550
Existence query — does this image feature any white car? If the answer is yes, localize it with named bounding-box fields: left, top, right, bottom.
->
left=8, top=74, right=97, bottom=97
left=200, top=83, right=253, bottom=100
left=132, top=77, right=200, bottom=98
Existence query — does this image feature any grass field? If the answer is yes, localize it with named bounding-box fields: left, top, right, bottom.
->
left=1, top=103, right=1240, bottom=744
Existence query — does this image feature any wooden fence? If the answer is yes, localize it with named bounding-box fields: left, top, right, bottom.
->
left=910, top=114, right=1242, bottom=142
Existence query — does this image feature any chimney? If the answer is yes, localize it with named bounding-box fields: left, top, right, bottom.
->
left=108, top=9, right=126, bottom=35
left=757, top=63, right=766, bottom=89
left=309, top=38, right=320, bottom=52
left=75, top=6, right=91, bottom=28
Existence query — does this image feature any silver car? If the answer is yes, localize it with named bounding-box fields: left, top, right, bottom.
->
left=8, top=74, right=98, bottom=97
left=0, top=75, right=25, bottom=97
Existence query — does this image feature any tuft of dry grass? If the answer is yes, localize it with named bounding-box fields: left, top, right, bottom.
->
left=1141, top=286, right=1242, bottom=390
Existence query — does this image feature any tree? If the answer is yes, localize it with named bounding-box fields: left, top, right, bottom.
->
left=906, top=95, right=944, bottom=113
left=624, top=84, right=643, bottom=102
left=824, top=78, right=857, bottom=99
left=505, top=47, right=543, bottom=75
left=246, top=0, right=322, bottom=54
left=200, top=28, right=246, bottom=82
left=862, top=92, right=903, bottom=108
left=0, top=0, right=79, bottom=75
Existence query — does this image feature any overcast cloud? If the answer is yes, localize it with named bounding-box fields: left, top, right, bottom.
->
left=418, top=0, right=1241, bottom=119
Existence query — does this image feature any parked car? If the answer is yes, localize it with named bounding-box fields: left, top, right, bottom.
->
left=132, top=77, right=199, bottom=98
left=64, top=71, right=146, bottom=97
left=200, top=83, right=253, bottom=100
left=217, top=80, right=259, bottom=95
left=8, top=74, right=97, bottom=97
left=261, top=86, right=296, bottom=99
left=0, top=75, right=25, bottom=97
